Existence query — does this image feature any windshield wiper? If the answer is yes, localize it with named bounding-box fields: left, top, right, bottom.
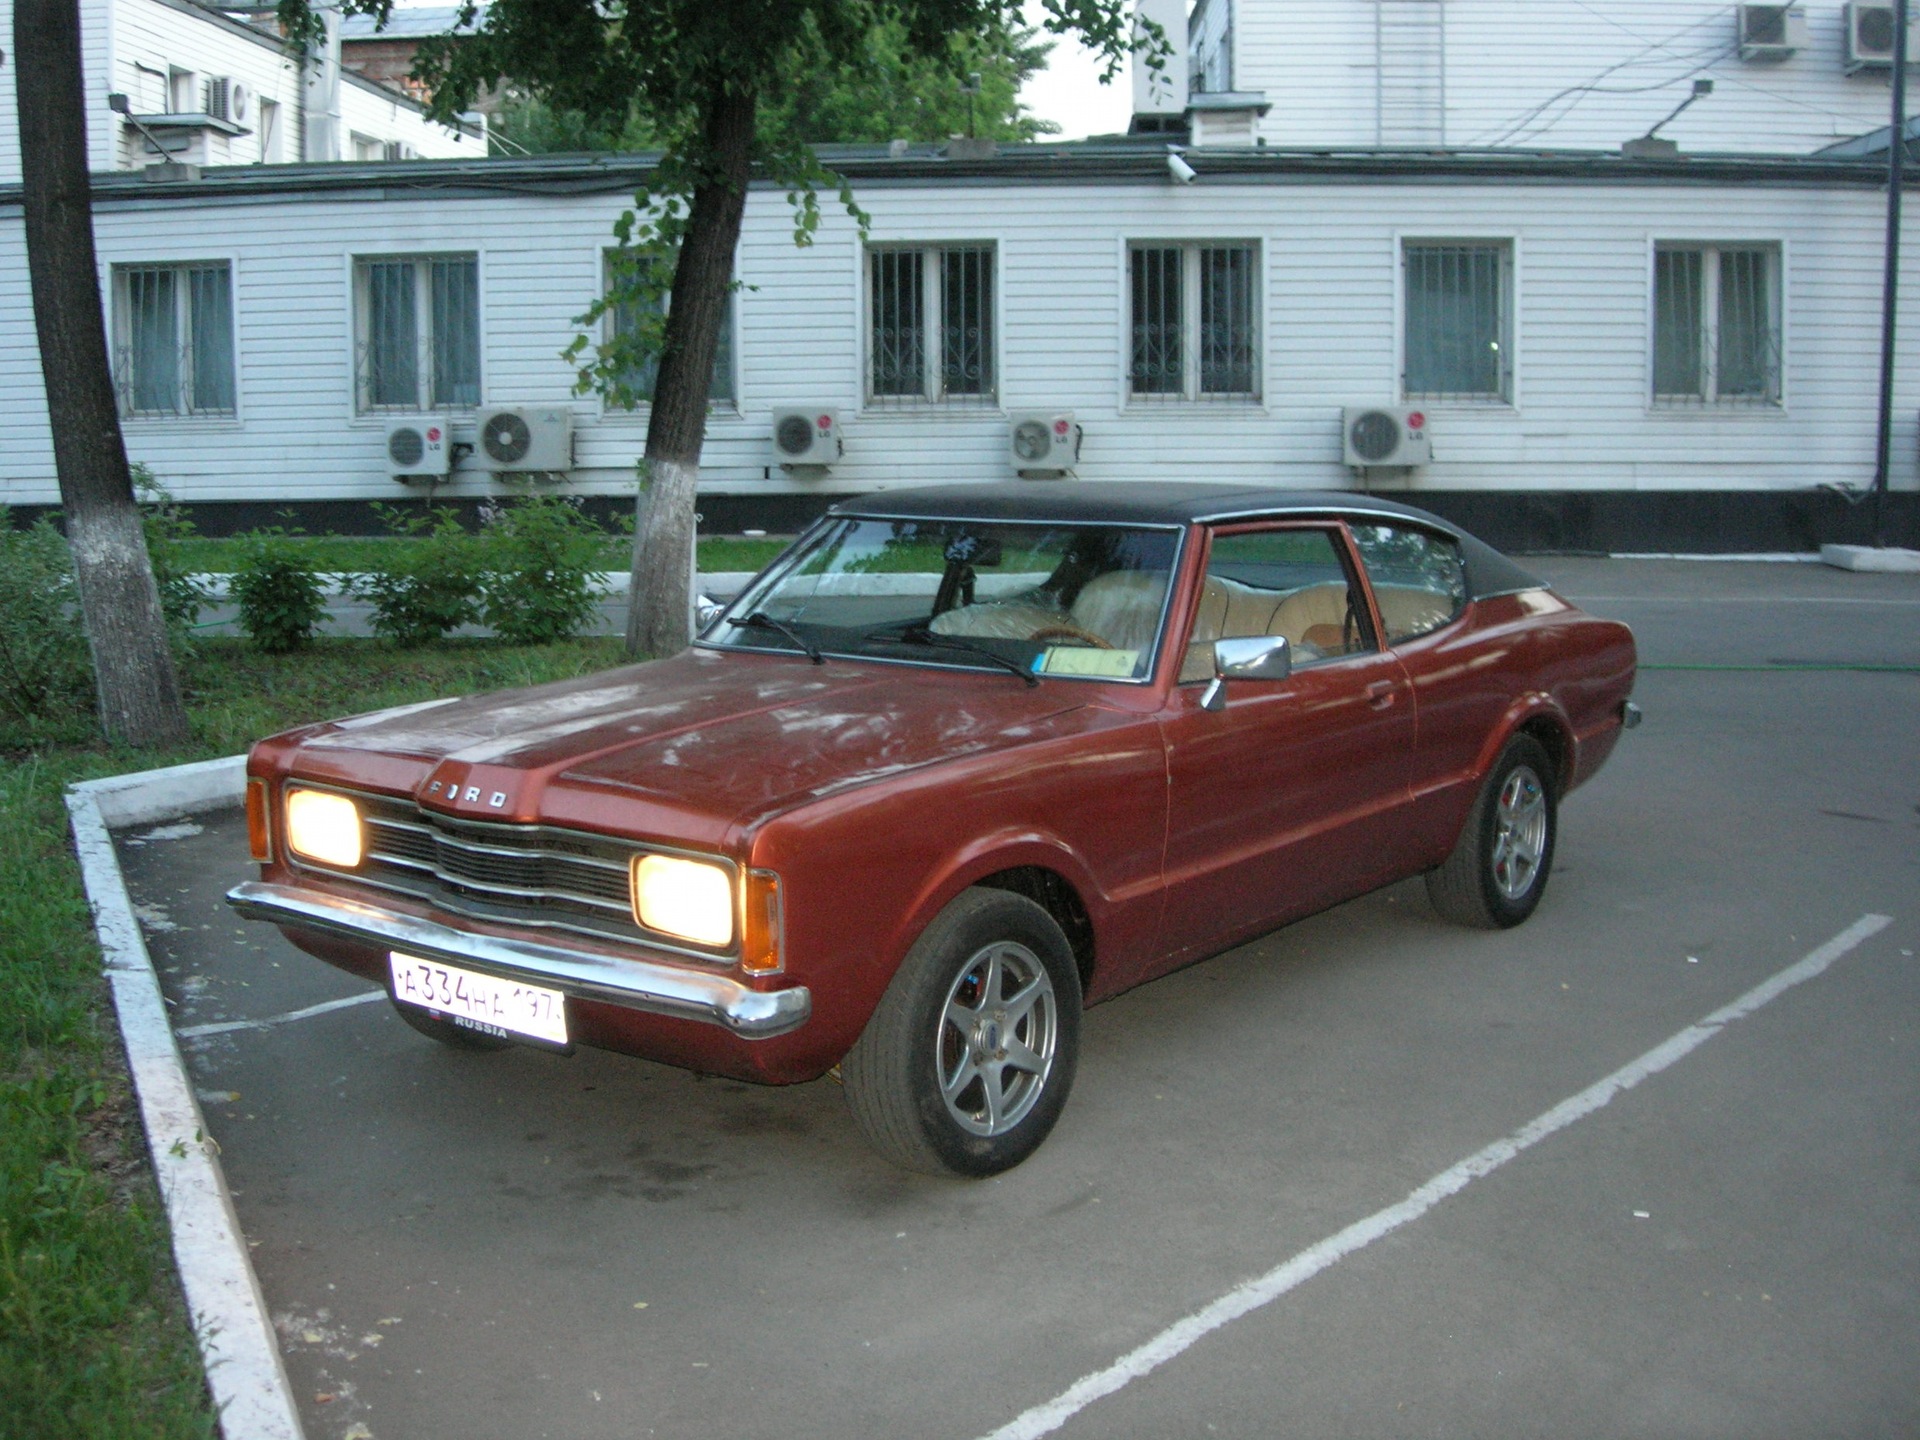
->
left=738, top=611, right=824, bottom=664
left=875, top=622, right=1039, bottom=687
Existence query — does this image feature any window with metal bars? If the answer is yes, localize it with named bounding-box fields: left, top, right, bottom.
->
left=1128, top=242, right=1259, bottom=402
left=867, top=245, right=994, bottom=404
left=603, top=251, right=736, bottom=409
left=1652, top=244, right=1781, bottom=406
left=353, top=254, right=481, bottom=413
left=112, top=262, right=236, bottom=418
left=1402, top=241, right=1511, bottom=402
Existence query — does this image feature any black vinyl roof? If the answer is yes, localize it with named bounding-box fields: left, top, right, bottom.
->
left=831, top=483, right=1545, bottom=598
left=833, top=481, right=1449, bottom=527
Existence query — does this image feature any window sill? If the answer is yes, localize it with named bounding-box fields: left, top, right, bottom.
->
left=598, top=404, right=744, bottom=421
left=121, top=414, right=244, bottom=430
left=858, top=399, right=1003, bottom=415
left=1124, top=394, right=1264, bottom=410
left=1649, top=399, right=1785, bottom=415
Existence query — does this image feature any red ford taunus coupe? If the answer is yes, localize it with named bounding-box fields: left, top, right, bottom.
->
left=229, top=484, right=1638, bottom=1175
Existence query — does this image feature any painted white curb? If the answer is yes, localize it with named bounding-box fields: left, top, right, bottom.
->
left=67, top=755, right=305, bottom=1440
left=1820, top=543, right=1920, bottom=574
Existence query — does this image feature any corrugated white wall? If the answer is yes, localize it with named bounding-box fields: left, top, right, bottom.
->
left=1225, top=1, right=1903, bottom=155
left=0, top=168, right=1912, bottom=507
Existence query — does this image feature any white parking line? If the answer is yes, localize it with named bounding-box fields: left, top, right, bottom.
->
left=177, top=989, right=387, bottom=1040
left=978, top=913, right=1894, bottom=1440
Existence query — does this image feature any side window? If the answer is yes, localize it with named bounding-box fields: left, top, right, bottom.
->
left=1348, top=524, right=1466, bottom=644
left=1181, top=528, right=1373, bottom=681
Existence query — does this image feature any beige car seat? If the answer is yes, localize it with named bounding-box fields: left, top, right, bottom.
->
left=929, top=598, right=1067, bottom=641
left=1370, top=583, right=1454, bottom=643
left=1068, top=571, right=1170, bottom=651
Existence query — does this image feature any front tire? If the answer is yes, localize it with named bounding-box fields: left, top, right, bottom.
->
left=1426, top=734, right=1557, bottom=929
left=843, top=889, right=1082, bottom=1177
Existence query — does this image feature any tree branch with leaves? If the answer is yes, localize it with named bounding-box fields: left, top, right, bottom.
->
left=282, top=0, right=1161, bottom=658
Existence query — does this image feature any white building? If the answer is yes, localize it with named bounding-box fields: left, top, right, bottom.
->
left=0, top=0, right=484, bottom=180
left=1184, top=0, right=1911, bottom=153
left=0, top=2, right=1914, bottom=552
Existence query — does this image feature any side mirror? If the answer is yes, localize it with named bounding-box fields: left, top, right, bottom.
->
left=694, top=593, right=725, bottom=634
left=1199, top=635, right=1291, bottom=712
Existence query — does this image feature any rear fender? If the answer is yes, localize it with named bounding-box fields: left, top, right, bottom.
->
left=1471, top=694, right=1576, bottom=798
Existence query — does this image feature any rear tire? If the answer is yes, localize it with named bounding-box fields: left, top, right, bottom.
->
left=843, top=889, right=1082, bottom=1177
left=1426, top=734, right=1557, bottom=930
left=391, top=1000, right=513, bottom=1051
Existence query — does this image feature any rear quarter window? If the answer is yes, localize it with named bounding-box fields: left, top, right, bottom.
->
left=1349, top=523, right=1467, bottom=644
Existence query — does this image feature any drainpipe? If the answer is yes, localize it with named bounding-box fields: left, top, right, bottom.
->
left=1872, top=0, right=1909, bottom=548
left=300, top=2, right=342, bottom=162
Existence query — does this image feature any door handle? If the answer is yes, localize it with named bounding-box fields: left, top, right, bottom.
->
left=1365, top=681, right=1396, bottom=710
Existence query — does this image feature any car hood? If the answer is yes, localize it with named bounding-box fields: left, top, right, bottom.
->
left=286, top=647, right=1087, bottom=843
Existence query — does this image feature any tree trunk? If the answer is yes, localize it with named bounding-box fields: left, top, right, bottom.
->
left=625, top=84, right=757, bottom=659
left=14, top=0, right=189, bottom=745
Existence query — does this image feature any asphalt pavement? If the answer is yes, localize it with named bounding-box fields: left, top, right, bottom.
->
left=117, top=557, right=1920, bottom=1440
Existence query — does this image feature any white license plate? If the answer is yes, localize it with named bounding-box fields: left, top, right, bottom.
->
left=389, top=953, right=569, bottom=1046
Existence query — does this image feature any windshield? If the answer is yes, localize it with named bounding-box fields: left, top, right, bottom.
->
left=706, top=516, right=1182, bottom=681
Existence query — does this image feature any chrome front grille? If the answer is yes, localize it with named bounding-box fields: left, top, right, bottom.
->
left=349, top=793, right=645, bottom=943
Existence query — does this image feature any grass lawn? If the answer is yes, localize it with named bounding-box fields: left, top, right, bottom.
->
left=169, top=533, right=790, bottom=576
left=0, top=635, right=628, bottom=1439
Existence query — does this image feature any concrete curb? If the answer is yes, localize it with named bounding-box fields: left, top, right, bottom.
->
left=66, top=756, right=305, bottom=1440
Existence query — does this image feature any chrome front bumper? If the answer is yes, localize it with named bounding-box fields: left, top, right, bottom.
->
left=226, top=880, right=811, bottom=1039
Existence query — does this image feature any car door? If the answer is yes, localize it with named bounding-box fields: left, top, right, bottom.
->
left=1154, top=523, right=1419, bottom=969
left=1345, top=521, right=1504, bottom=864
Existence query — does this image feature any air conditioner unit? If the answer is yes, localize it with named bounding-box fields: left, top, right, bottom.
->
left=771, top=408, right=841, bottom=468
left=1342, top=406, right=1430, bottom=468
left=382, top=140, right=418, bottom=161
left=1738, top=4, right=1807, bottom=61
left=1009, top=412, right=1080, bottom=476
left=386, top=417, right=451, bottom=479
left=1845, top=1, right=1913, bottom=70
left=477, top=405, right=574, bottom=472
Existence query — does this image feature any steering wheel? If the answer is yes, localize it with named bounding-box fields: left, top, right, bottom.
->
left=1028, top=624, right=1114, bottom=650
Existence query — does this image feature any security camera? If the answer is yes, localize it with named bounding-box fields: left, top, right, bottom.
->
left=1167, top=150, right=1198, bottom=185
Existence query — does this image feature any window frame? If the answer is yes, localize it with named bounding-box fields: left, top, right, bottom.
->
left=1397, top=235, right=1517, bottom=407
left=110, top=258, right=239, bottom=422
left=1125, top=239, right=1263, bottom=405
left=349, top=251, right=483, bottom=416
left=1647, top=239, right=1785, bottom=410
left=862, top=241, right=998, bottom=408
left=599, top=248, right=739, bottom=416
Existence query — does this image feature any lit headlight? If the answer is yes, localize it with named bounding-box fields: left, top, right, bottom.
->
left=632, top=854, right=734, bottom=948
left=284, top=788, right=363, bottom=868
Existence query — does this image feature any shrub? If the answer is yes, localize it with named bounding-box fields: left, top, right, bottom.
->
left=133, top=466, right=212, bottom=637
left=354, top=505, right=483, bottom=647
left=478, top=496, right=605, bottom=645
left=0, top=512, right=94, bottom=724
left=229, top=527, right=327, bottom=653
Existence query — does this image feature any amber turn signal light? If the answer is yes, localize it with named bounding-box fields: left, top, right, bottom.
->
left=245, top=777, right=272, bottom=862
left=741, top=870, right=783, bottom=974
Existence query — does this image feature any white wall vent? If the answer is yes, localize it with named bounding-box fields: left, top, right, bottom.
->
left=1342, top=406, right=1430, bottom=468
left=1738, top=5, right=1807, bottom=61
left=386, top=417, right=451, bottom=479
left=477, top=405, right=573, bottom=472
left=1009, top=412, right=1080, bottom=476
left=771, top=409, right=841, bottom=468
left=1845, top=2, right=1913, bottom=70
